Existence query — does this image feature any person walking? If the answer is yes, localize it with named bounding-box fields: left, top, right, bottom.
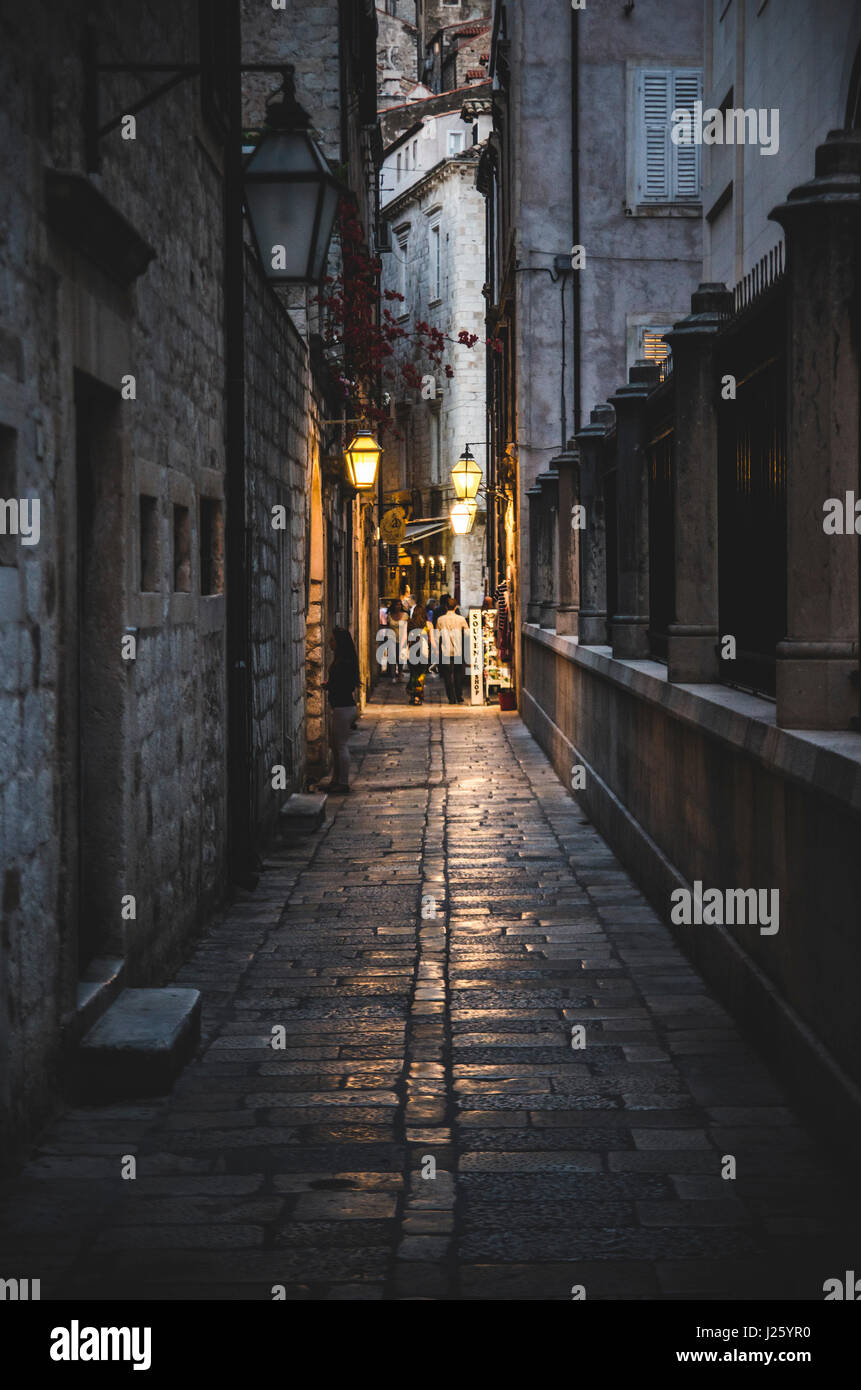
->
left=387, top=599, right=408, bottom=681
left=322, top=626, right=359, bottom=792
left=437, top=595, right=469, bottom=704
left=406, top=603, right=429, bottom=705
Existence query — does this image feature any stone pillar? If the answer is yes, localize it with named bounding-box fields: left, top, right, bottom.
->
left=526, top=485, right=542, bottom=622
left=553, top=441, right=580, bottom=637
left=770, top=130, right=861, bottom=729
left=576, top=404, right=613, bottom=645
left=664, top=284, right=732, bottom=683
left=537, top=470, right=558, bottom=629
left=609, top=361, right=660, bottom=658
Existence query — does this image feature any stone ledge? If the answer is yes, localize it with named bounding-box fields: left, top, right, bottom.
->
left=75, top=987, right=201, bottom=1100
left=524, top=623, right=861, bottom=812
left=279, top=791, right=327, bottom=833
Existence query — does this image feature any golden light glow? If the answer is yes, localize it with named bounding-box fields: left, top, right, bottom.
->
left=344, top=428, right=383, bottom=489
left=451, top=446, right=482, bottom=500
left=450, top=499, right=478, bottom=535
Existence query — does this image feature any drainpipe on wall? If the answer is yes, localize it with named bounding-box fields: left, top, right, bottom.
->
left=571, top=0, right=581, bottom=434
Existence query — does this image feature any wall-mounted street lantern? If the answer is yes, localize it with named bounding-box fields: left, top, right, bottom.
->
left=450, top=499, right=478, bottom=535
left=243, top=68, right=342, bottom=283
left=451, top=445, right=482, bottom=501
left=344, top=426, right=384, bottom=489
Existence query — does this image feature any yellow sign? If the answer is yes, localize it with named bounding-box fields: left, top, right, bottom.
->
left=380, top=507, right=407, bottom=545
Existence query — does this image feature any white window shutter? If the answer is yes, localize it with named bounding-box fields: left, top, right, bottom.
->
left=640, top=70, right=671, bottom=201
left=672, top=69, right=702, bottom=199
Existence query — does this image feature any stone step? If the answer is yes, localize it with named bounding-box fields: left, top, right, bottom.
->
left=75, top=987, right=201, bottom=1100
left=280, top=791, right=327, bottom=834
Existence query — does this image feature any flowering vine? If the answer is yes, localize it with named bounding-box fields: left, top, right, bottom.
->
left=315, top=197, right=502, bottom=426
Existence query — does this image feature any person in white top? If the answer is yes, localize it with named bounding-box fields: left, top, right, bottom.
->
left=387, top=599, right=409, bottom=681
left=436, top=597, right=469, bottom=704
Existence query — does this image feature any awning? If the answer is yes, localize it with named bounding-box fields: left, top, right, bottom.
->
left=404, top=518, right=450, bottom=543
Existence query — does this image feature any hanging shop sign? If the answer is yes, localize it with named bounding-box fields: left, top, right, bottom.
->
left=468, top=607, right=484, bottom=705
left=380, top=507, right=407, bottom=545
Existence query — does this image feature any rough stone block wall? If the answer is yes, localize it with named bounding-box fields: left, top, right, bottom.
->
left=378, top=10, right=421, bottom=104
left=0, top=0, right=228, bottom=1159
left=244, top=248, right=312, bottom=839
left=242, top=0, right=342, bottom=161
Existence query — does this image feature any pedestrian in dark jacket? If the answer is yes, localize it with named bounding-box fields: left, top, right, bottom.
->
left=322, top=627, right=359, bottom=791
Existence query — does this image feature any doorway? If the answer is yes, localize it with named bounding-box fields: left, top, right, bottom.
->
left=73, top=373, right=127, bottom=971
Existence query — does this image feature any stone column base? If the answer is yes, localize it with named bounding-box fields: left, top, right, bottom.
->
left=579, top=610, right=608, bottom=645
left=611, top=615, right=649, bottom=659
left=539, top=600, right=556, bottom=630
left=776, top=642, right=859, bottom=729
left=526, top=601, right=542, bottom=623
left=555, top=604, right=579, bottom=637
left=667, top=626, right=719, bottom=683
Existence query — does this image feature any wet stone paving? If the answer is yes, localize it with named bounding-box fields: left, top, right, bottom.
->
left=2, top=675, right=860, bottom=1300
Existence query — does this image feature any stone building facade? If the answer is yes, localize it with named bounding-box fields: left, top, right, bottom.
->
left=485, top=0, right=861, bottom=1155
left=0, top=0, right=380, bottom=1164
left=378, top=3, right=422, bottom=108
left=380, top=93, right=493, bottom=614
left=0, top=0, right=232, bottom=1161
left=704, top=0, right=861, bottom=284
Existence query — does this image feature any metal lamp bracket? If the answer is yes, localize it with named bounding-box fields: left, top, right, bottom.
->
left=83, top=26, right=294, bottom=173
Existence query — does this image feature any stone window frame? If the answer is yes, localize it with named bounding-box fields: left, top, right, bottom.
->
left=426, top=205, right=443, bottom=306
left=394, top=221, right=412, bottom=321
left=625, top=312, right=680, bottom=375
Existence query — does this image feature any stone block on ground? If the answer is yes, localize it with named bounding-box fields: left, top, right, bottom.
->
left=76, top=987, right=201, bottom=1100
left=279, top=792, right=327, bottom=834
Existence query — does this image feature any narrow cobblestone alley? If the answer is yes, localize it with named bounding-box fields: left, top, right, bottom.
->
left=2, top=678, right=859, bottom=1302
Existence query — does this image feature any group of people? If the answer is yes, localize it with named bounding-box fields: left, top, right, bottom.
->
left=321, top=591, right=486, bottom=794
left=383, top=593, right=469, bottom=706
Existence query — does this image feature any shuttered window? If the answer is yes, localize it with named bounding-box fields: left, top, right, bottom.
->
left=636, top=68, right=702, bottom=203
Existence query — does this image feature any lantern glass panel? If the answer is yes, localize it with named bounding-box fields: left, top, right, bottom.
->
left=245, top=180, right=319, bottom=279
left=246, top=129, right=322, bottom=175
left=451, top=451, right=482, bottom=500
left=311, top=182, right=339, bottom=280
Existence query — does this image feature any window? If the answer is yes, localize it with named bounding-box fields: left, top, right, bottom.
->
left=396, top=229, right=409, bottom=313
left=200, top=497, right=224, bottom=595
left=412, top=139, right=419, bottom=168
left=429, top=408, right=441, bottom=484
left=430, top=223, right=441, bottom=300
left=173, top=503, right=191, bottom=592
left=640, top=326, right=673, bottom=376
left=396, top=152, right=402, bottom=181
left=447, top=129, right=465, bottom=156
left=139, top=495, right=159, bottom=592
left=635, top=68, right=702, bottom=203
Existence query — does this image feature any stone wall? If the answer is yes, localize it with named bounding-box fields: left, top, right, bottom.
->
left=0, top=0, right=229, bottom=1160
left=378, top=8, right=421, bottom=106
left=244, top=248, right=314, bottom=840
left=522, top=629, right=861, bottom=1156
left=241, top=0, right=342, bottom=159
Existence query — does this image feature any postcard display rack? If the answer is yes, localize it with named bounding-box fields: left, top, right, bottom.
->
left=481, top=607, right=512, bottom=699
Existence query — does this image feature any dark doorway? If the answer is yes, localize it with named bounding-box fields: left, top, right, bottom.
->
left=74, top=373, right=126, bottom=971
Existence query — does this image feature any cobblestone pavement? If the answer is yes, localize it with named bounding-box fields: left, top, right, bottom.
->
left=2, top=675, right=860, bottom=1300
